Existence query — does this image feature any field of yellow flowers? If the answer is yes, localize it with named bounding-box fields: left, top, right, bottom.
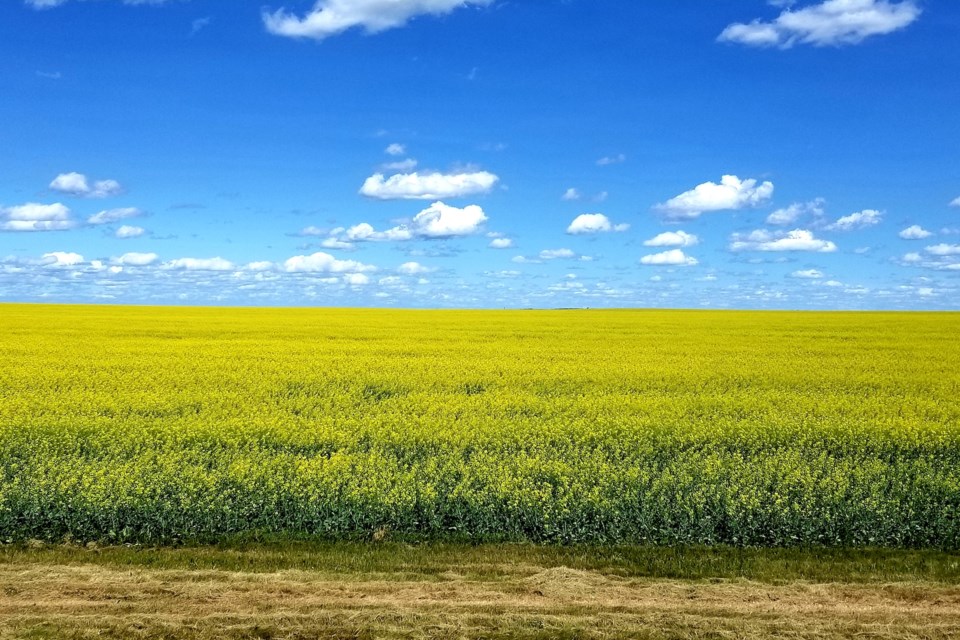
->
left=1, top=304, right=958, bottom=547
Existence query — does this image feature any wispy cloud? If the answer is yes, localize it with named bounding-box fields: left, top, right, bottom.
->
left=719, top=0, right=921, bottom=49
left=190, top=17, right=211, bottom=36
left=263, top=0, right=493, bottom=41
left=825, top=209, right=882, bottom=231
left=596, top=153, right=626, bottom=166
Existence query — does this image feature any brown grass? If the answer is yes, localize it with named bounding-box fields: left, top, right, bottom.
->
left=2, top=548, right=959, bottom=639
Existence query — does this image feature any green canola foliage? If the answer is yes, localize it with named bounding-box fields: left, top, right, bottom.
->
left=1, top=304, right=958, bottom=547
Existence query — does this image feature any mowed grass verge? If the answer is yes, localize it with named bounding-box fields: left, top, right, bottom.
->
left=2, top=542, right=960, bottom=639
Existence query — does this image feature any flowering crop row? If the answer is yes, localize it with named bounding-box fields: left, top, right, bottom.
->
left=1, top=305, right=958, bottom=546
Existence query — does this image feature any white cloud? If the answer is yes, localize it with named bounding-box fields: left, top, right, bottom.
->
left=263, top=0, right=492, bottom=40
left=791, top=269, right=824, bottom=279
left=163, top=257, right=235, bottom=271
left=596, top=153, right=626, bottom=166
left=766, top=198, right=825, bottom=225
left=299, top=226, right=326, bottom=236
left=902, top=252, right=922, bottom=263
left=640, top=249, right=699, bottom=267
left=562, top=188, right=581, bottom=201
left=655, top=175, right=774, bottom=219
left=718, top=0, right=921, bottom=49
left=566, top=213, right=629, bottom=235
left=114, top=252, right=158, bottom=266
left=385, top=143, right=406, bottom=156
left=826, top=209, right=882, bottom=231
left=343, top=273, right=370, bottom=285
left=950, top=197, right=960, bottom=208
left=1, top=202, right=74, bottom=231
left=360, top=171, right=498, bottom=200
left=398, top=261, right=431, bottom=275
left=899, top=225, right=932, bottom=240
left=324, top=201, right=487, bottom=247
left=539, top=248, right=576, bottom=260
left=88, top=207, right=143, bottom=225
left=410, top=201, right=487, bottom=237
left=115, top=225, right=145, bottom=239
left=283, top=251, right=376, bottom=273
left=245, top=261, right=275, bottom=271
left=49, top=172, right=122, bottom=198
left=489, top=237, right=513, bottom=249
left=320, top=238, right=356, bottom=250
left=926, top=244, right=960, bottom=256
left=190, top=16, right=211, bottom=35
left=28, top=0, right=174, bottom=7
left=730, top=229, right=838, bottom=252
left=344, top=222, right=414, bottom=242
left=643, top=230, right=699, bottom=247
left=41, top=251, right=84, bottom=267
left=382, top=158, right=418, bottom=172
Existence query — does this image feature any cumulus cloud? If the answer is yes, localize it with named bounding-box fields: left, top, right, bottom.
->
left=561, top=188, right=581, bottom=201
left=718, top=0, right=921, bottom=49
left=360, top=171, right=498, bottom=200
left=343, top=273, right=370, bottom=285
left=163, top=257, right=235, bottom=271
left=902, top=252, right=923, bottom=263
left=1, top=202, right=74, bottom=231
left=409, top=201, right=488, bottom=237
left=263, top=0, right=493, bottom=40
left=115, top=225, right=146, bottom=239
left=283, top=252, right=376, bottom=273
left=385, top=143, right=406, bottom=156
left=826, top=209, right=882, bottom=231
left=640, top=249, right=699, bottom=267
left=397, top=261, right=432, bottom=275
left=767, top=198, right=825, bottom=225
left=49, top=172, right=122, bottom=198
left=791, top=269, right=824, bottom=279
left=643, top=230, right=699, bottom=247
left=88, top=207, right=143, bottom=225
left=323, top=201, right=487, bottom=247
left=489, top=237, right=513, bottom=249
left=41, top=251, right=84, bottom=267
left=113, top=252, right=159, bottom=266
left=655, top=175, right=774, bottom=219
left=926, top=244, right=960, bottom=256
left=950, top=197, right=960, bottom=208
left=539, top=248, right=577, bottom=260
left=899, top=225, right=932, bottom=240
left=320, top=238, right=356, bottom=250
left=566, top=213, right=629, bottom=235
left=729, top=229, right=838, bottom=252
left=341, top=222, right=414, bottom=242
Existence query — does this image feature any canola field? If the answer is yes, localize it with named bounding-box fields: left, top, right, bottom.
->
left=1, top=304, right=959, bottom=547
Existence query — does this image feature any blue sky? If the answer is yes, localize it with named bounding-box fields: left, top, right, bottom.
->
left=1, top=0, right=958, bottom=309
